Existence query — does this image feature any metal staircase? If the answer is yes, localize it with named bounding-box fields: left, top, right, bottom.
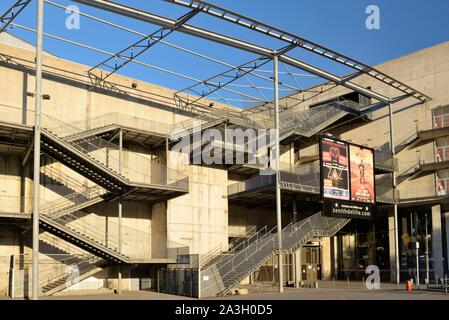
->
left=41, top=128, right=128, bottom=193
left=275, top=99, right=363, bottom=140
left=40, top=186, right=108, bottom=218
left=39, top=210, right=131, bottom=263
left=201, top=212, right=350, bottom=297
left=40, top=112, right=189, bottom=195
left=41, top=255, right=105, bottom=296
left=39, top=233, right=106, bottom=295
left=58, top=112, right=172, bottom=142
left=41, top=163, right=109, bottom=218
left=396, top=161, right=421, bottom=185
left=198, top=226, right=263, bottom=270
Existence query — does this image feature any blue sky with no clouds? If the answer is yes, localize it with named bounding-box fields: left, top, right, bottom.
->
left=2, top=0, right=449, bottom=107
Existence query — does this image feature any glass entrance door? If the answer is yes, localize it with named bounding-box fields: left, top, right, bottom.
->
left=301, top=246, right=322, bottom=281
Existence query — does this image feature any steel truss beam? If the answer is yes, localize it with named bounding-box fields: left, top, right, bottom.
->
left=88, top=8, right=199, bottom=88
left=166, top=0, right=431, bottom=103
left=175, top=55, right=273, bottom=110
left=0, top=0, right=31, bottom=33
left=45, top=0, right=301, bottom=94
left=70, top=0, right=394, bottom=104
left=11, top=23, right=257, bottom=113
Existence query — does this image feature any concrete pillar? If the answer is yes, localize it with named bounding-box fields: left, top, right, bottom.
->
left=444, top=211, right=449, bottom=272
left=321, top=238, right=332, bottom=280
left=292, top=200, right=297, bottom=224
left=117, top=266, right=122, bottom=295
left=388, top=213, right=398, bottom=282
left=293, top=248, right=301, bottom=288
left=432, top=205, right=444, bottom=280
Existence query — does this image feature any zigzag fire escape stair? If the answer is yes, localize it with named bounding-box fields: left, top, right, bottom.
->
left=39, top=234, right=106, bottom=295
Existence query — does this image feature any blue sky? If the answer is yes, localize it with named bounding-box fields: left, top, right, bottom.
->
left=2, top=0, right=449, bottom=107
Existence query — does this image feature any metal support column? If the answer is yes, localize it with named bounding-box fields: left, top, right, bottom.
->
left=292, top=198, right=297, bottom=224
left=32, top=0, right=44, bottom=301
left=273, top=54, right=283, bottom=293
left=118, top=128, right=123, bottom=294
left=292, top=199, right=299, bottom=287
left=388, top=103, right=400, bottom=285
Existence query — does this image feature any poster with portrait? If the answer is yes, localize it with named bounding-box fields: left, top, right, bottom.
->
left=349, top=144, right=375, bottom=203
left=320, top=137, right=350, bottom=201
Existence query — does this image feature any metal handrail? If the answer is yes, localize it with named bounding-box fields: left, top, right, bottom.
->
left=65, top=112, right=172, bottom=138
left=44, top=210, right=126, bottom=253
left=40, top=185, right=107, bottom=216
left=0, top=102, right=190, bottom=190
left=199, top=225, right=257, bottom=268
left=41, top=164, right=88, bottom=193
left=40, top=232, right=89, bottom=257
left=41, top=255, right=104, bottom=291
left=217, top=215, right=347, bottom=294
left=199, top=226, right=260, bottom=269
left=203, top=212, right=349, bottom=296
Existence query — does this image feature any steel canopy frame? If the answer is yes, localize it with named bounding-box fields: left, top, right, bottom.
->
left=88, top=8, right=200, bottom=88
left=175, top=44, right=297, bottom=110
left=70, top=0, right=394, bottom=104
left=174, top=55, right=272, bottom=109
left=166, top=0, right=431, bottom=103
left=44, top=0, right=300, bottom=95
left=0, top=0, right=31, bottom=33
left=10, top=22, right=268, bottom=110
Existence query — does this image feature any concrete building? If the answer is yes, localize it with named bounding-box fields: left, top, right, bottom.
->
left=0, top=5, right=448, bottom=298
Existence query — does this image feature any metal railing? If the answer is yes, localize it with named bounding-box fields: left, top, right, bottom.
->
left=40, top=232, right=90, bottom=257
left=42, top=209, right=153, bottom=261
left=228, top=162, right=321, bottom=196
left=396, top=161, right=421, bottom=184
left=273, top=100, right=363, bottom=138
left=194, top=226, right=257, bottom=269
left=42, top=113, right=189, bottom=190
left=0, top=104, right=189, bottom=191
left=11, top=253, right=104, bottom=296
left=40, top=185, right=107, bottom=217
left=41, top=164, right=90, bottom=194
left=202, top=212, right=349, bottom=296
left=65, top=112, right=172, bottom=138
left=201, top=226, right=275, bottom=270
left=43, top=210, right=125, bottom=254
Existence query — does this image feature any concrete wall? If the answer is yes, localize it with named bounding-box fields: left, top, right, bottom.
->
left=0, top=35, right=233, bottom=295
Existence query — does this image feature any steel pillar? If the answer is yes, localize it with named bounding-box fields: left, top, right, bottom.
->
left=273, top=55, right=283, bottom=293
left=117, top=128, right=123, bottom=294
left=32, top=0, right=44, bottom=301
left=388, top=103, right=400, bottom=285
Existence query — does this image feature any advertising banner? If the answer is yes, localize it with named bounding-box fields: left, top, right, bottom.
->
left=320, top=137, right=350, bottom=201
left=320, top=136, right=376, bottom=219
left=349, top=144, right=375, bottom=203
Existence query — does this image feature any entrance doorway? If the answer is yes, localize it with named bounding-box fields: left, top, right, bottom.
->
left=301, top=246, right=322, bottom=281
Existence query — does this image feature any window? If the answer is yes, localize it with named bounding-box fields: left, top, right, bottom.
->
left=433, top=105, right=449, bottom=129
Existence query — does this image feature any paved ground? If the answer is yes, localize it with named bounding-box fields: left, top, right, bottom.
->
left=2, top=281, right=448, bottom=300
left=218, top=287, right=449, bottom=300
